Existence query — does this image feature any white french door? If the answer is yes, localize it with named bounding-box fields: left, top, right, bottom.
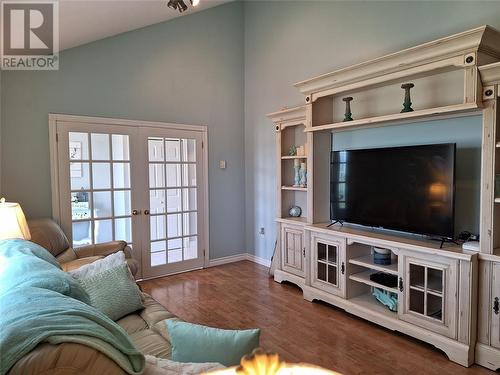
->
left=51, top=115, right=208, bottom=279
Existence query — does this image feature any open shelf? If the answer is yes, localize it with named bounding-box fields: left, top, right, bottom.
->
left=281, top=155, right=308, bottom=160
left=349, top=293, right=397, bottom=318
left=349, top=270, right=398, bottom=293
left=305, top=103, right=479, bottom=133
left=349, top=255, right=398, bottom=276
left=281, top=186, right=308, bottom=191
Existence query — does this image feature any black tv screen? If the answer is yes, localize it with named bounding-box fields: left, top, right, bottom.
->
left=330, top=143, right=456, bottom=239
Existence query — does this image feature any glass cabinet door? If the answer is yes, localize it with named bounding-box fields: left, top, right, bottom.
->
left=311, top=235, right=345, bottom=297
left=400, top=255, right=458, bottom=339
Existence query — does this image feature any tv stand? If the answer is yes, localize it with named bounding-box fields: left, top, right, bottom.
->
left=327, top=220, right=343, bottom=228
left=430, top=237, right=459, bottom=249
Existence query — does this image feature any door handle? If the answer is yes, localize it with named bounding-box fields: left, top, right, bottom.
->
left=494, top=297, right=499, bottom=315
left=302, top=248, right=305, bottom=257
left=341, top=262, right=345, bottom=275
left=144, top=209, right=150, bottom=215
left=399, top=277, right=404, bottom=292
left=132, top=210, right=140, bottom=216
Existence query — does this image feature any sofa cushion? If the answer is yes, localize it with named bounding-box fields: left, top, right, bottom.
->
left=140, top=295, right=176, bottom=327
left=129, top=330, right=171, bottom=359
left=28, top=218, right=72, bottom=258
left=61, top=256, right=103, bottom=272
left=117, top=314, right=149, bottom=335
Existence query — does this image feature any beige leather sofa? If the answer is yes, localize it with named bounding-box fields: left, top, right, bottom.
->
left=28, top=218, right=139, bottom=276
left=8, top=293, right=177, bottom=375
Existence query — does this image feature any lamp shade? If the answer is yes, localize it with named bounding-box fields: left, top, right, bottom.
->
left=0, top=199, right=31, bottom=240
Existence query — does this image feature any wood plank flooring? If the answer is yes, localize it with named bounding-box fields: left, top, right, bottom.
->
left=139, top=261, right=493, bottom=375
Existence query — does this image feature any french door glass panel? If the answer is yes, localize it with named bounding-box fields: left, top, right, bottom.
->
left=147, top=136, right=200, bottom=267
left=68, top=131, right=133, bottom=247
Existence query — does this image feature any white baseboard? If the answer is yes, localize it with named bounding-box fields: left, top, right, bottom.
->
left=208, top=253, right=271, bottom=268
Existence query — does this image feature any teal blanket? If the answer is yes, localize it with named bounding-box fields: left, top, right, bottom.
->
left=0, top=239, right=145, bottom=375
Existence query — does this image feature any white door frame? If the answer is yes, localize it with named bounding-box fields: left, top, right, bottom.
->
left=48, top=113, right=210, bottom=271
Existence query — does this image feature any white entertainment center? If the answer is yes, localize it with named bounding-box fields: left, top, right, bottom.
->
left=267, top=26, right=500, bottom=370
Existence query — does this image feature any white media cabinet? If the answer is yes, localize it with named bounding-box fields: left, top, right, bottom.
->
left=268, top=26, right=500, bottom=369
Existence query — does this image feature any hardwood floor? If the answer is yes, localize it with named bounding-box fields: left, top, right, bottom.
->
left=139, top=261, right=492, bottom=375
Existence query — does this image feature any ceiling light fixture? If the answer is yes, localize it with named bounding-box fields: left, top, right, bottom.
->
left=167, top=0, right=200, bottom=13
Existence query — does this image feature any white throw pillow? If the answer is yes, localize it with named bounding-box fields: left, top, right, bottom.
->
left=69, top=251, right=125, bottom=279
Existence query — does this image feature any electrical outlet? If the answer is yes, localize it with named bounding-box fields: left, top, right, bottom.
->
left=259, top=227, right=265, bottom=235
left=219, top=160, right=226, bottom=169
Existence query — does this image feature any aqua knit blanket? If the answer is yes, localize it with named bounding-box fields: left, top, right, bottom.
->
left=0, top=239, right=145, bottom=375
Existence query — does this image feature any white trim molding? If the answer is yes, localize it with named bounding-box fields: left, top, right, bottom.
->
left=209, top=253, right=271, bottom=268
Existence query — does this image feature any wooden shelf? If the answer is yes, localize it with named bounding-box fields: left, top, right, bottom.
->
left=349, top=270, right=398, bottom=293
left=276, top=217, right=308, bottom=225
left=281, top=155, right=308, bottom=160
left=305, top=103, right=479, bottom=133
left=281, top=186, right=308, bottom=192
left=349, top=293, right=397, bottom=318
left=349, top=255, right=398, bottom=276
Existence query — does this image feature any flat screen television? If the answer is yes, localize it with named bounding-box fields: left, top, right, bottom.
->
left=330, top=143, right=456, bottom=239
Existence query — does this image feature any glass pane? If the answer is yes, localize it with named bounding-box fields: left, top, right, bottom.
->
left=72, top=221, right=92, bottom=246
left=318, top=262, right=326, bottom=281
left=317, top=243, right=326, bottom=261
left=91, top=133, right=110, bottom=160
left=183, top=237, right=197, bottom=260
left=167, top=214, right=182, bottom=238
left=182, top=164, right=196, bottom=186
left=114, top=190, right=131, bottom=216
left=92, top=163, right=111, bottom=189
left=165, top=139, right=181, bottom=162
left=182, top=188, right=197, bottom=211
left=328, top=245, right=337, bottom=264
left=150, top=215, right=166, bottom=240
left=149, top=138, right=164, bottom=162
left=328, top=265, right=337, bottom=285
left=182, top=139, right=196, bottom=162
left=71, top=193, right=91, bottom=220
left=168, top=249, right=183, bottom=263
left=410, top=264, right=425, bottom=289
left=69, top=132, right=89, bottom=160
left=427, top=268, right=443, bottom=293
left=149, top=164, right=165, bottom=188
left=93, top=191, right=112, bottom=218
left=409, top=288, right=424, bottom=315
left=166, top=164, right=181, bottom=187
left=114, top=217, right=132, bottom=242
left=151, top=240, right=166, bottom=252
left=183, top=212, right=197, bottom=236
left=427, top=293, right=443, bottom=320
left=168, top=238, right=182, bottom=251
left=150, top=189, right=166, bottom=214
left=112, top=135, right=130, bottom=161
left=94, top=219, right=112, bottom=244
left=166, top=189, right=182, bottom=213
left=113, top=163, right=130, bottom=189
left=70, top=162, right=90, bottom=190
left=151, top=251, right=166, bottom=267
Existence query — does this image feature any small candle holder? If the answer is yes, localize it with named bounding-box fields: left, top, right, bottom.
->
left=401, top=83, right=415, bottom=113
left=342, top=97, right=353, bottom=122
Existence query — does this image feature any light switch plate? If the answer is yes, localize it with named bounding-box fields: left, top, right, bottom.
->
left=219, top=160, right=226, bottom=169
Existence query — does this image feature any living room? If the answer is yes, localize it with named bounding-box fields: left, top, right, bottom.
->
left=1, top=1, right=500, bottom=374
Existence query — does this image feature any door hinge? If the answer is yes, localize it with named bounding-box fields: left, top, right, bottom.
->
left=302, top=248, right=305, bottom=257
left=202, top=141, right=204, bottom=149
left=203, top=249, right=206, bottom=257
left=494, top=297, right=499, bottom=315
left=56, top=133, right=59, bottom=142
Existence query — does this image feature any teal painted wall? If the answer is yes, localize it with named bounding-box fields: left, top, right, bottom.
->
left=244, top=1, right=500, bottom=261
left=0, top=2, right=245, bottom=259
left=332, top=116, right=483, bottom=236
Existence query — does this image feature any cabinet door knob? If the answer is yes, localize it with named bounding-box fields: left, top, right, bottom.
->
left=494, top=297, right=499, bottom=315
left=399, top=277, right=404, bottom=292
left=341, top=262, right=345, bottom=275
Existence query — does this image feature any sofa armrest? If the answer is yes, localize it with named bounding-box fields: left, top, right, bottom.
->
left=75, top=241, right=132, bottom=259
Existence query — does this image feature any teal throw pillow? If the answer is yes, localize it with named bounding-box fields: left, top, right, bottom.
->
left=78, top=263, right=143, bottom=321
left=166, top=320, right=260, bottom=366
